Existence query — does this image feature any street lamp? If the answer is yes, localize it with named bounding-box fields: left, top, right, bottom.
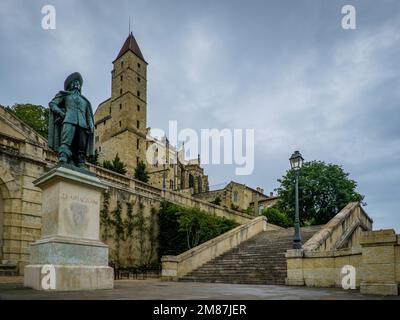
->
left=289, top=150, right=304, bottom=249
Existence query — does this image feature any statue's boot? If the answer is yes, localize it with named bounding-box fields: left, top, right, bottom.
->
left=58, top=144, right=72, bottom=163
left=77, top=152, right=86, bottom=168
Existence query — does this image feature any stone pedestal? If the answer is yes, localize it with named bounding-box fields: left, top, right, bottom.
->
left=24, top=165, right=114, bottom=291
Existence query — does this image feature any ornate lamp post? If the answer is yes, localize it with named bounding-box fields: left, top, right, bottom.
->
left=289, top=150, right=304, bottom=249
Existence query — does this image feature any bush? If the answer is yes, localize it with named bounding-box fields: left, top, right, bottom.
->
left=210, top=196, right=222, bottom=206
left=158, top=201, right=239, bottom=256
left=262, top=207, right=292, bottom=228
left=134, top=160, right=149, bottom=183
left=103, top=153, right=127, bottom=175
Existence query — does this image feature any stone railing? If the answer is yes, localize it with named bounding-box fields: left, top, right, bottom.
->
left=161, top=216, right=270, bottom=280
left=286, top=202, right=400, bottom=295
left=162, top=189, right=253, bottom=224
left=302, top=202, right=373, bottom=252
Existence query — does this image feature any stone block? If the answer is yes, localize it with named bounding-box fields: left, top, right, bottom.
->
left=29, top=237, right=109, bottom=266
left=360, top=282, right=398, bottom=296
left=24, top=265, right=113, bottom=291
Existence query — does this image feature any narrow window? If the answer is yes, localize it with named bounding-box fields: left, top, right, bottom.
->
left=137, top=138, right=140, bottom=150
left=137, top=105, right=140, bottom=111
left=137, top=77, right=141, bottom=82
left=121, top=61, right=124, bottom=68
left=120, top=89, right=122, bottom=95
left=99, top=146, right=102, bottom=152
left=137, top=91, right=140, bottom=97
left=103, top=120, right=106, bottom=125
left=120, top=75, right=123, bottom=81
left=119, top=121, right=122, bottom=127
left=136, top=120, right=140, bottom=128
left=119, top=103, right=122, bottom=110
left=137, top=63, right=141, bottom=68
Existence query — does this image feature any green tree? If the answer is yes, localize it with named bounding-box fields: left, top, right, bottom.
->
left=276, top=161, right=364, bottom=225
left=6, top=104, right=49, bottom=138
left=262, top=207, right=292, bottom=228
left=158, top=201, right=239, bottom=256
left=112, top=153, right=127, bottom=175
left=134, top=160, right=149, bottom=183
left=102, top=154, right=127, bottom=175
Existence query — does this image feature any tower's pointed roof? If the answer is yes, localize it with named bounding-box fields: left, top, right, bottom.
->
left=114, top=32, right=147, bottom=63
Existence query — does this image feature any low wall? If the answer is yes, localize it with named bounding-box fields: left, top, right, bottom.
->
left=286, top=227, right=400, bottom=295
left=162, top=189, right=253, bottom=224
left=161, top=216, right=270, bottom=280
left=303, top=202, right=373, bottom=252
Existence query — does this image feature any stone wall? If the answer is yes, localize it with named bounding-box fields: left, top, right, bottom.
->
left=286, top=202, right=400, bottom=295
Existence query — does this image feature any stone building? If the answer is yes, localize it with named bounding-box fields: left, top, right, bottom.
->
left=0, top=106, right=56, bottom=272
left=146, top=136, right=209, bottom=193
left=94, top=33, right=209, bottom=193
left=194, top=181, right=268, bottom=213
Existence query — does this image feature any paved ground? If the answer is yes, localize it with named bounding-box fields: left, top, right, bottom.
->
left=0, top=278, right=399, bottom=300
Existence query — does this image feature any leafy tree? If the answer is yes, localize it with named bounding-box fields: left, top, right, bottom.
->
left=276, top=161, right=364, bottom=225
left=134, top=160, right=149, bottom=183
left=262, top=207, right=292, bottom=228
left=158, top=201, right=239, bottom=256
left=6, top=104, right=49, bottom=138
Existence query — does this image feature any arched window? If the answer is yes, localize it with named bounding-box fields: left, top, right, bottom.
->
left=189, top=174, right=194, bottom=188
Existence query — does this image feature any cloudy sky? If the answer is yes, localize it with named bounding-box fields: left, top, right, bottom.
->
left=1, top=0, right=399, bottom=231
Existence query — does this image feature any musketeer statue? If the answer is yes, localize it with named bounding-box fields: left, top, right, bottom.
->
left=48, top=72, right=95, bottom=168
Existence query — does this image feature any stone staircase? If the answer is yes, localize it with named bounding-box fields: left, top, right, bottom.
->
left=0, top=262, right=18, bottom=277
left=180, top=226, right=321, bottom=285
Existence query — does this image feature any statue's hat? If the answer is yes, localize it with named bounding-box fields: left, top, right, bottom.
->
left=64, top=72, right=83, bottom=90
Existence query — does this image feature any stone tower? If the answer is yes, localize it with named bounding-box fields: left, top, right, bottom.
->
left=94, top=32, right=148, bottom=175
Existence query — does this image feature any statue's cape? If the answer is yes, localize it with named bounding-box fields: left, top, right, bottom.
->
left=48, top=90, right=95, bottom=157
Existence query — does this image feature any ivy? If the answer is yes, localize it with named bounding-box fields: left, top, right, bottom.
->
left=100, top=192, right=112, bottom=240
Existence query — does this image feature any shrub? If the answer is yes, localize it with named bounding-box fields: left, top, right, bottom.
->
left=158, top=201, right=239, bottom=256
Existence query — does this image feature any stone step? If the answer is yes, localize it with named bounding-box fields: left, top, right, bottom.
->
left=178, top=226, right=321, bottom=284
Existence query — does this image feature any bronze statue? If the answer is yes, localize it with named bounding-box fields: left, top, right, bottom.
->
left=48, top=72, right=95, bottom=168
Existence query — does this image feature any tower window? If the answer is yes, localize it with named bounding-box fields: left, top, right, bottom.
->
left=137, top=105, right=140, bottom=111
left=137, top=77, right=141, bottom=82
left=137, top=91, right=140, bottom=97
left=119, top=121, right=122, bottom=127
left=120, top=89, right=122, bottom=95
left=119, top=103, right=122, bottom=110
left=137, top=120, right=140, bottom=129
left=99, top=146, right=102, bottom=152
left=137, top=63, right=141, bottom=68
left=137, top=138, right=140, bottom=150
left=121, top=61, right=124, bottom=68
left=120, top=75, right=123, bottom=81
